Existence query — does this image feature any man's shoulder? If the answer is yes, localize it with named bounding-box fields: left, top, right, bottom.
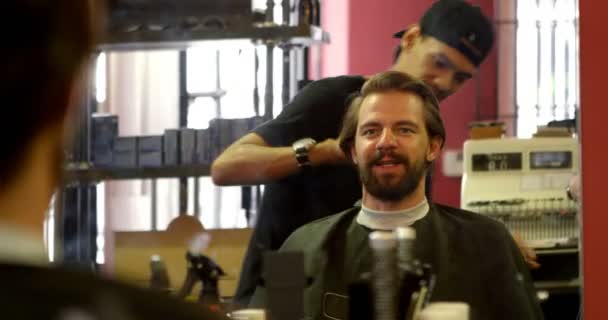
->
left=0, top=263, right=226, bottom=320
left=281, top=207, right=358, bottom=250
left=433, top=203, right=507, bottom=231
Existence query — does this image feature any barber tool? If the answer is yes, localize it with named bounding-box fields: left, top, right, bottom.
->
left=369, top=231, right=399, bottom=320
left=395, top=227, right=436, bottom=320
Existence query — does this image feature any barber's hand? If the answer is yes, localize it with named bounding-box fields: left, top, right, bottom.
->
left=567, top=174, right=581, bottom=202
left=310, top=138, right=350, bottom=166
left=512, top=232, right=540, bottom=269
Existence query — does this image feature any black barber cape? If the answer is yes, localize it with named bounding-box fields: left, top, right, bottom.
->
left=250, top=203, right=543, bottom=320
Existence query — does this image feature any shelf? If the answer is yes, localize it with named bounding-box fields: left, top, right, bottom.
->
left=100, top=25, right=330, bottom=51
left=535, top=247, right=579, bottom=256
left=64, top=164, right=211, bottom=183
left=534, top=279, right=580, bottom=293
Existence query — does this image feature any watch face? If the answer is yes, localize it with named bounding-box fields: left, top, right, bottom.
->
left=293, top=138, right=316, bottom=151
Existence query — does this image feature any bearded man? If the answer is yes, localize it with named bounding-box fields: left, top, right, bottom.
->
left=248, top=71, right=543, bottom=320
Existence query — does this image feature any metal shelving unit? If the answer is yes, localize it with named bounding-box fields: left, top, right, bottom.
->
left=56, top=1, right=328, bottom=268
left=64, top=164, right=211, bottom=183
left=101, top=24, right=329, bottom=51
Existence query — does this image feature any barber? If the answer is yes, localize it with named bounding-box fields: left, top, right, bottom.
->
left=211, top=0, right=535, bottom=307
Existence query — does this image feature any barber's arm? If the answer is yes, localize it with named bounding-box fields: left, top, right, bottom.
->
left=211, top=134, right=346, bottom=186
left=211, top=79, right=350, bottom=186
left=512, top=232, right=541, bottom=269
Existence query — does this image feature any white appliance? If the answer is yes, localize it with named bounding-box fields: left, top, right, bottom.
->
left=461, top=137, right=579, bottom=248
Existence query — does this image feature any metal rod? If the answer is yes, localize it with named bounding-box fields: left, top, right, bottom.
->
left=188, top=90, right=226, bottom=99
left=564, top=39, right=571, bottom=119
left=215, top=50, right=222, bottom=117
left=535, top=0, right=542, bottom=118
left=282, top=47, right=291, bottom=107
left=178, top=50, right=188, bottom=215
left=265, top=44, right=275, bottom=119
left=76, top=186, right=82, bottom=261
left=87, top=185, right=95, bottom=264
left=53, top=189, right=65, bottom=263
left=151, top=179, right=157, bottom=230
left=282, top=0, right=291, bottom=25
left=254, top=47, right=260, bottom=116
left=551, top=0, right=557, bottom=119
left=212, top=49, right=223, bottom=223
left=266, top=0, right=274, bottom=23
left=214, top=185, right=222, bottom=228
left=194, top=178, right=201, bottom=218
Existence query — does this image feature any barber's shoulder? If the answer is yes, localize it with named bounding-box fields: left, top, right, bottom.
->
left=301, top=75, right=366, bottom=92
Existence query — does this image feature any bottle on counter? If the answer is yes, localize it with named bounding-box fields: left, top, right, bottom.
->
left=298, top=0, right=313, bottom=25
left=149, top=254, right=171, bottom=294
left=311, top=0, right=320, bottom=25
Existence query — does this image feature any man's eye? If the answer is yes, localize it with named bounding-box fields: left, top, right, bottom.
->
left=454, top=74, right=468, bottom=84
left=362, top=129, right=377, bottom=136
left=434, top=57, right=449, bottom=69
left=397, top=127, right=414, bottom=134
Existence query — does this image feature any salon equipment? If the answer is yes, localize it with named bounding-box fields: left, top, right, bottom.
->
left=461, top=137, right=579, bottom=248
left=108, top=0, right=253, bottom=34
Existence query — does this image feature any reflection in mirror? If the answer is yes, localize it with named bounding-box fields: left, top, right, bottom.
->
left=494, top=0, right=581, bottom=318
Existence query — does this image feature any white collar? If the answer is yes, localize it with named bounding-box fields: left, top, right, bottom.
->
left=0, top=224, right=48, bottom=266
left=356, top=198, right=429, bottom=231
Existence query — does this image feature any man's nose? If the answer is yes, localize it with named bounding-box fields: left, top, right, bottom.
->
left=376, top=128, right=397, bottom=150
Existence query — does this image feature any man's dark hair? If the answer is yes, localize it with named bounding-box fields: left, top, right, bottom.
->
left=338, top=71, right=446, bottom=161
left=1, top=1, right=103, bottom=189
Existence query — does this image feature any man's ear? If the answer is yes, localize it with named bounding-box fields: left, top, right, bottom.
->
left=350, top=144, right=358, bottom=165
left=426, top=136, right=443, bottom=163
left=401, top=24, right=422, bottom=51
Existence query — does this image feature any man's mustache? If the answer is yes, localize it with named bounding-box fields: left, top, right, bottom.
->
left=369, top=150, right=410, bottom=167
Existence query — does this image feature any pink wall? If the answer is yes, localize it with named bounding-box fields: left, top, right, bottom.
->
left=580, top=1, right=608, bottom=318
left=319, top=0, right=350, bottom=77
left=347, top=0, right=431, bottom=76
left=322, top=0, right=498, bottom=207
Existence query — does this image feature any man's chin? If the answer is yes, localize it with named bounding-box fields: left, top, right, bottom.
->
left=369, top=190, right=408, bottom=202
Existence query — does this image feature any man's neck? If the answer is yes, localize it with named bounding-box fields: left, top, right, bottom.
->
left=361, top=184, right=427, bottom=211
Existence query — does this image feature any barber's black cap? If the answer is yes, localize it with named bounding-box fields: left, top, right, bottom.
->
left=393, top=0, right=494, bottom=66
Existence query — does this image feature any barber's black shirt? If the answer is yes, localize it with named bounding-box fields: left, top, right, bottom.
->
left=234, top=76, right=366, bottom=306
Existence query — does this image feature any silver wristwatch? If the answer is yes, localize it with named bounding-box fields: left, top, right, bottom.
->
left=292, top=138, right=317, bottom=168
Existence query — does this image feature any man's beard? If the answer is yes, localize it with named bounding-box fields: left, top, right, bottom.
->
left=358, top=150, right=427, bottom=202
